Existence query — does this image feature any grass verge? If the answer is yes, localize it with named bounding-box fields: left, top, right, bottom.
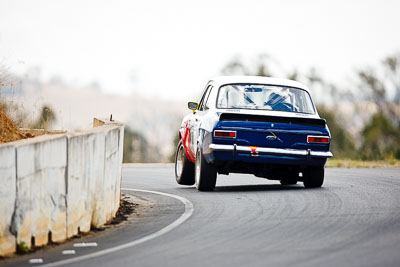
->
left=326, top=159, right=400, bottom=168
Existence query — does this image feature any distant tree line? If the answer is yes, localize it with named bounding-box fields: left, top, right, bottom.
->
left=123, top=126, right=163, bottom=163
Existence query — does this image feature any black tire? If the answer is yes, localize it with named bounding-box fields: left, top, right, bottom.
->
left=175, top=140, right=195, bottom=185
left=303, top=166, right=324, bottom=188
left=195, top=145, right=217, bottom=191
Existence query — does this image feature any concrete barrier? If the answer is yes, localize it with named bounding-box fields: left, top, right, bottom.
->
left=116, top=126, right=124, bottom=217
left=95, top=120, right=125, bottom=221
left=12, top=135, right=68, bottom=248
left=104, top=127, right=121, bottom=222
left=0, top=144, right=16, bottom=256
left=66, top=129, right=105, bottom=236
left=0, top=118, right=124, bottom=256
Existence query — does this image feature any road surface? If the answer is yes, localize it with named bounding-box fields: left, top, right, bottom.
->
left=2, top=166, right=400, bottom=267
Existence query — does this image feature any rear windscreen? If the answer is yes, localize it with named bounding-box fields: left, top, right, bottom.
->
left=217, top=84, right=315, bottom=114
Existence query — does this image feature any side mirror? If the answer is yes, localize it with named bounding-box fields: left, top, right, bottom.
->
left=188, top=102, right=198, bottom=111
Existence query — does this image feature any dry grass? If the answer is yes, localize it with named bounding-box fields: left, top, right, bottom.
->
left=1, top=67, right=63, bottom=144
left=0, top=108, right=65, bottom=144
left=0, top=108, right=27, bottom=143
left=326, top=159, right=400, bottom=168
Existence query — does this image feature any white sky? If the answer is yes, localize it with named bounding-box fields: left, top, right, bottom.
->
left=1, top=0, right=400, bottom=101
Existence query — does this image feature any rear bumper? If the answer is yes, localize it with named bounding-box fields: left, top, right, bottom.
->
left=208, top=144, right=333, bottom=158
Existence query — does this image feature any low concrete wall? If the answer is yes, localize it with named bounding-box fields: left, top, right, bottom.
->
left=13, top=135, right=68, bottom=248
left=0, top=119, right=124, bottom=256
left=0, top=144, right=16, bottom=256
left=66, top=129, right=105, bottom=236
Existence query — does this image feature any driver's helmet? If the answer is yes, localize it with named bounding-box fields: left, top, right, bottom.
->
left=266, top=91, right=288, bottom=105
left=265, top=90, right=293, bottom=111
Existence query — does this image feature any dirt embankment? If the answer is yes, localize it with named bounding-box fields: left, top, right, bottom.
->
left=1, top=108, right=65, bottom=144
left=0, top=108, right=28, bottom=144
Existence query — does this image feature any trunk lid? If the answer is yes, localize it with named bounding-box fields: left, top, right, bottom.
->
left=213, top=113, right=330, bottom=150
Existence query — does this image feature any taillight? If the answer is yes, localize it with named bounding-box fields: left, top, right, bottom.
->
left=307, top=135, right=330, bottom=144
left=214, top=130, right=236, bottom=138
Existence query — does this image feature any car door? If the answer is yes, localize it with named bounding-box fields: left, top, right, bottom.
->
left=190, top=84, right=214, bottom=156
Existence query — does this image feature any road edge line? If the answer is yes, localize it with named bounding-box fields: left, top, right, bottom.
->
left=38, top=188, right=194, bottom=267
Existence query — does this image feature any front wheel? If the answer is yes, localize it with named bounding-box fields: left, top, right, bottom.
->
left=175, top=140, right=195, bottom=185
left=303, top=166, right=324, bottom=188
left=195, top=145, right=217, bottom=191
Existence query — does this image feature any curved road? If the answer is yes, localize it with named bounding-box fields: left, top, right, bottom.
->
left=3, top=166, right=400, bottom=267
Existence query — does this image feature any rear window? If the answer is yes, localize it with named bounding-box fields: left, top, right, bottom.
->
left=216, top=84, right=315, bottom=114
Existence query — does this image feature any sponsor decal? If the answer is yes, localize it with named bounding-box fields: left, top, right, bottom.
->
left=266, top=131, right=283, bottom=143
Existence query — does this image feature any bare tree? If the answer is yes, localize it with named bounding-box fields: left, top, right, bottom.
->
left=221, top=54, right=274, bottom=77
left=32, top=105, right=56, bottom=130
left=358, top=52, right=400, bottom=127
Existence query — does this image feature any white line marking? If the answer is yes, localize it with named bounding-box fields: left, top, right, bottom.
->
left=38, top=188, right=194, bottom=267
left=61, top=250, right=75, bottom=255
left=73, top=242, right=98, bottom=248
left=29, top=258, right=44, bottom=264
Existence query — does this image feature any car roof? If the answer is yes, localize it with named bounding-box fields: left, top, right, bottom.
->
left=209, top=76, right=309, bottom=92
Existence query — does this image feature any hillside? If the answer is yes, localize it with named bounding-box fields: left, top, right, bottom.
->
left=4, top=79, right=188, bottom=161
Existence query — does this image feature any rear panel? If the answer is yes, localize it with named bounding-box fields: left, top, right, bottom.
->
left=213, top=121, right=330, bottom=151
left=210, top=113, right=331, bottom=166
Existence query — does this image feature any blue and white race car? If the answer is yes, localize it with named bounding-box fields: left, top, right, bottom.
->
left=175, top=76, right=333, bottom=191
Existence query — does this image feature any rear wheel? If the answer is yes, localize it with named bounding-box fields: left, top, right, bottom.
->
left=303, top=166, right=324, bottom=188
left=175, top=140, right=195, bottom=185
left=195, top=145, right=217, bottom=191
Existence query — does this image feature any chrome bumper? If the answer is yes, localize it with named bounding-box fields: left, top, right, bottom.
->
left=208, top=144, right=333, bottom=158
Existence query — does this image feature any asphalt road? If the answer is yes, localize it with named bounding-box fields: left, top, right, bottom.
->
left=2, top=166, right=400, bottom=267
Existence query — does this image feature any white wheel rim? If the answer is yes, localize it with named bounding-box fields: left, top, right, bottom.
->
left=195, top=150, right=201, bottom=188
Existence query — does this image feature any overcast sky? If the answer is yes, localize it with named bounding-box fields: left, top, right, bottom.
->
left=1, top=0, right=399, bottom=101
